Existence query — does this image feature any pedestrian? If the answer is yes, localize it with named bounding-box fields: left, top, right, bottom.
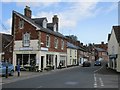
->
left=17, top=64, right=20, bottom=77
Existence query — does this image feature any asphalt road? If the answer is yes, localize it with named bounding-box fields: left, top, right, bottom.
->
left=1, top=61, right=120, bottom=89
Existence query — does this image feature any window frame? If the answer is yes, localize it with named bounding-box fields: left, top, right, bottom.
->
left=19, top=19, right=24, bottom=29
left=54, top=37, right=58, bottom=49
left=23, top=32, right=30, bottom=47
left=46, top=35, right=50, bottom=47
left=61, top=39, right=64, bottom=50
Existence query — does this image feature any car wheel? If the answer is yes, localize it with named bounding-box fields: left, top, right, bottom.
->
left=10, top=70, right=14, bottom=76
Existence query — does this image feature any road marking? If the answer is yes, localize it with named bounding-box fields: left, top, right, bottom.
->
left=94, top=74, right=97, bottom=88
left=99, top=77, right=104, bottom=87
left=94, top=65, right=104, bottom=73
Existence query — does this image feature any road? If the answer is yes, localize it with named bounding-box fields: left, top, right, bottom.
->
left=1, top=61, right=120, bottom=89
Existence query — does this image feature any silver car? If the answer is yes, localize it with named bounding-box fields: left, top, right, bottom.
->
left=0, top=62, right=14, bottom=76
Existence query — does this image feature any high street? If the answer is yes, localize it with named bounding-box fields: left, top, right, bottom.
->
left=1, top=62, right=120, bottom=89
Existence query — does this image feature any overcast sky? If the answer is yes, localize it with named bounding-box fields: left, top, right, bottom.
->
left=0, top=0, right=119, bottom=45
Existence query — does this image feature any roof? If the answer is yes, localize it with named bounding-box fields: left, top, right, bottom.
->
left=113, top=26, right=120, bottom=43
left=32, top=18, right=47, bottom=27
left=13, top=11, right=66, bottom=39
left=2, top=33, right=13, bottom=43
left=108, top=34, right=111, bottom=41
left=47, top=23, right=54, bottom=31
left=67, top=42, right=78, bottom=49
left=95, top=47, right=106, bottom=52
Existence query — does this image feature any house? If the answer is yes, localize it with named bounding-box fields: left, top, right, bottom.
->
left=67, top=42, right=78, bottom=67
left=0, top=33, right=13, bottom=63
left=108, top=26, right=120, bottom=72
left=12, top=6, right=67, bottom=71
left=65, top=36, right=89, bottom=65
left=93, top=42, right=108, bottom=61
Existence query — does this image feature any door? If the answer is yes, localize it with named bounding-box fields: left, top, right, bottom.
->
left=41, top=56, right=44, bottom=70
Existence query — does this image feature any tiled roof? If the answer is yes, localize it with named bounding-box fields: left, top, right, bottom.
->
left=13, top=11, right=66, bottom=39
left=113, top=26, right=120, bottom=43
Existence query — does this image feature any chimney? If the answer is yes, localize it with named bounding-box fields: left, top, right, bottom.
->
left=24, top=6, right=32, bottom=18
left=52, top=15, right=58, bottom=32
left=101, top=42, right=104, bottom=45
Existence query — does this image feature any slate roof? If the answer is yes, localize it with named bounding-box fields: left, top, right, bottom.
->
left=108, top=34, right=111, bottom=41
left=67, top=42, right=78, bottom=49
left=113, top=26, right=120, bottom=44
left=32, top=18, right=47, bottom=27
left=95, top=47, right=106, bottom=52
left=47, top=23, right=54, bottom=31
left=13, top=11, right=66, bottom=39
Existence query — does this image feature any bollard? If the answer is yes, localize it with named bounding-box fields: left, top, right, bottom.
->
left=6, top=66, right=8, bottom=78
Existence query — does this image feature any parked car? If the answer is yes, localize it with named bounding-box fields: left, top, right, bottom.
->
left=0, top=62, right=14, bottom=76
left=83, top=61, right=91, bottom=67
left=94, top=60, right=101, bottom=66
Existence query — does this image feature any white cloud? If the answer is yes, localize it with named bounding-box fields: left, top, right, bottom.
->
left=105, top=2, right=118, bottom=14
left=32, top=2, right=99, bottom=31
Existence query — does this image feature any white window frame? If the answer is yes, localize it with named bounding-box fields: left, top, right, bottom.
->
left=54, top=24, right=57, bottom=32
left=46, top=35, right=50, bottom=47
left=43, top=19, right=47, bottom=28
left=19, top=19, right=24, bottom=29
left=23, top=32, right=30, bottom=47
left=54, top=37, right=58, bottom=49
left=61, top=39, right=64, bottom=50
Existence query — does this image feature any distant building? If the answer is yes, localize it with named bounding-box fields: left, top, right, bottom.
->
left=67, top=42, right=78, bottom=66
left=93, top=42, right=108, bottom=61
left=108, top=26, right=120, bottom=72
left=0, top=33, right=13, bottom=63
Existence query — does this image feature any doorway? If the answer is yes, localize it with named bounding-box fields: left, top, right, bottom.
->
left=41, top=56, right=44, bottom=70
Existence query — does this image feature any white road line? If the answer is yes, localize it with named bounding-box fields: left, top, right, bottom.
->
left=99, top=77, right=104, bottom=87
left=94, top=65, right=104, bottom=73
left=94, top=74, right=97, bottom=88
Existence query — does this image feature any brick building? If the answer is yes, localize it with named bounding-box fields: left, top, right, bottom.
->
left=12, top=6, right=67, bottom=71
left=0, top=33, right=13, bottom=63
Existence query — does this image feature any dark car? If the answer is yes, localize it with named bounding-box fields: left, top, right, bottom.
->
left=94, top=61, right=101, bottom=66
left=83, top=61, right=91, bottom=67
left=0, top=62, right=14, bottom=76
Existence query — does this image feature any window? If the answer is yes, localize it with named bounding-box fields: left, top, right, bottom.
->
left=61, top=39, right=64, bottom=50
left=54, top=24, right=57, bottom=32
left=46, top=35, right=50, bottom=47
left=54, top=37, right=58, bottom=49
left=19, top=19, right=24, bottom=29
left=23, top=32, right=30, bottom=47
left=43, top=19, right=47, bottom=28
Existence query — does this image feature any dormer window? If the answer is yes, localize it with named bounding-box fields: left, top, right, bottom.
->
left=43, top=19, right=47, bottom=28
left=54, top=24, right=57, bottom=32
left=23, top=32, right=30, bottom=47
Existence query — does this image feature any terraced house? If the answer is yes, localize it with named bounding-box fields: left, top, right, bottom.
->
left=108, top=26, right=120, bottom=72
left=12, top=6, right=67, bottom=71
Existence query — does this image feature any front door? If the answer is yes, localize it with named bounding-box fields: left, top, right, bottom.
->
left=41, top=56, right=44, bottom=70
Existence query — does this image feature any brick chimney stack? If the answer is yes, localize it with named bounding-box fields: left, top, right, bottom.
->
left=24, top=6, right=31, bottom=18
left=52, top=15, right=58, bottom=32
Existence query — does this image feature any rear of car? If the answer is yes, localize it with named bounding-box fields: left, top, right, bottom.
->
left=83, top=61, right=91, bottom=67
left=0, top=62, right=14, bottom=76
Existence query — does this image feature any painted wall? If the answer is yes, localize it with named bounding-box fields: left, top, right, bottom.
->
left=67, top=48, right=77, bottom=66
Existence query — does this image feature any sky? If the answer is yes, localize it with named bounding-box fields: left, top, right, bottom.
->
left=0, top=0, right=119, bottom=45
